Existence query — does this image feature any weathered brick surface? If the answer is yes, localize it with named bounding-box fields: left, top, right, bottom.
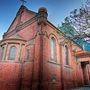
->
left=0, top=5, right=90, bottom=90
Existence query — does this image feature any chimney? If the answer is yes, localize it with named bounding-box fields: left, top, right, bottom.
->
left=37, top=7, right=48, bottom=25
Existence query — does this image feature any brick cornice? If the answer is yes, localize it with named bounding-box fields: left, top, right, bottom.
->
left=0, top=38, right=26, bottom=46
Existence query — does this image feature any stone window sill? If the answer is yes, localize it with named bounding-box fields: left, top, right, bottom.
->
left=64, top=65, right=72, bottom=69
left=48, top=60, right=60, bottom=66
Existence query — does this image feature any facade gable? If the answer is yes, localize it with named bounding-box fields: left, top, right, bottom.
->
left=5, top=5, right=36, bottom=35
left=0, top=5, right=90, bottom=90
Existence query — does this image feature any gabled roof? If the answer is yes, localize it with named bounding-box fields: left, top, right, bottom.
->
left=5, top=5, right=37, bottom=34
left=2, top=5, right=85, bottom=50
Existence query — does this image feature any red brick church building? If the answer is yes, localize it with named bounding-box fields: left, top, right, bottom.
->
left=0, top=5, right=90, bottom=90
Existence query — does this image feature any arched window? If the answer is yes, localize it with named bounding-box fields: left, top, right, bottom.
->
left=9, top=46, right=17, bottom=60
left=50, top=37, right=56, bottom=61
left=65, top=45, right=69, bottom=65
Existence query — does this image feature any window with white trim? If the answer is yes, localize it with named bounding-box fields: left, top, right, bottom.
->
left=8, top=46, right=17, bottom=60
left=50, top=37, right=56, bottom=61
left=0, top=47, right=4, bottom=60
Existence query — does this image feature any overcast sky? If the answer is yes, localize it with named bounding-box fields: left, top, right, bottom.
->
left=0, top=0, right=86, bottom=40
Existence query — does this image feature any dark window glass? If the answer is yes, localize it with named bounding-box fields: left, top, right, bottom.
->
left=65, top=45, right=69, bottom=65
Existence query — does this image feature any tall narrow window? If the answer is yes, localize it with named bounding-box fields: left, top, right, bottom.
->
left=26, top=49, right=30, bottom=60
left=9, top=46, right=17, bottom=60
left=1, top=47, right=4, bottom=60
left=50, top=37, right=56, bottom=61
left=65, top=45, right=69, bottom=65
left=0, top=47, right=4, bottom=60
